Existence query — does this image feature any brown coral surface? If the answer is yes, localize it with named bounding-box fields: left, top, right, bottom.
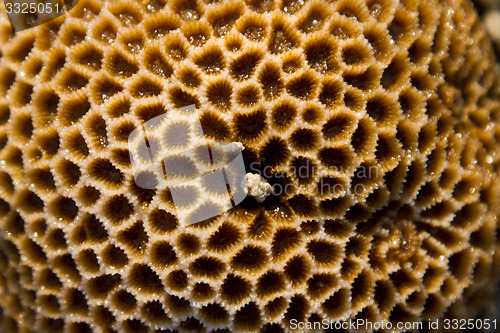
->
left=0, top=0, right=499, bottom=332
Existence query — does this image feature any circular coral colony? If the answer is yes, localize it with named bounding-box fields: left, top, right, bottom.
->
left=0, top=0, right=499, bottom=332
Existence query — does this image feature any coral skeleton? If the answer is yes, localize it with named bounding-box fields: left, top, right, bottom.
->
left=0, top=0, right=499, bottom=332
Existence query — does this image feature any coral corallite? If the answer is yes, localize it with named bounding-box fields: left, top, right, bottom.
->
left=0, top=0, right=500, bottom=332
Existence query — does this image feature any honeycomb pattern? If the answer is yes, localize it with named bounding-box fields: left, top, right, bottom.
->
left=0, top=0, right=499, bottom=332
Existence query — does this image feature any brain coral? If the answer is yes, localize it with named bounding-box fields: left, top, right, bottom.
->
left=0, top=0, right=500, bottom=332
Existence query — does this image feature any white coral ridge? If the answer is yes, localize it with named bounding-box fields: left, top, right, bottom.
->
left=246, top=173, right=272, bottom=203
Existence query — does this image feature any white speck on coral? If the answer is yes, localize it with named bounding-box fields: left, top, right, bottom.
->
left=484, top=11, right=500, bottom=41
left=246, top=173, right=272, bottom=203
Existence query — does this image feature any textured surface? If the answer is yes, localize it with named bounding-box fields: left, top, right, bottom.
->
left=0, top=0, right=499, bottom=332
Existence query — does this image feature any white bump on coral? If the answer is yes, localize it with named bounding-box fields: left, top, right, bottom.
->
left=246, top=172, right=272, bottom=202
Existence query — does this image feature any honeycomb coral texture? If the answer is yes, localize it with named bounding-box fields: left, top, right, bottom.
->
left=0, top=0, right=499, bottom=332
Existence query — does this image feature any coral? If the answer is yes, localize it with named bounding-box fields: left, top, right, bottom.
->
left=0, top=0, right=499, bottom=332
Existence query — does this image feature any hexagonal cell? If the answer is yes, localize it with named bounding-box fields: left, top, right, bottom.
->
left=170, top=87, right=200, bottom=109
left=118, top=222, right=149, bottom=252
left=177, top=66, right=202, bottom=88
left=77, top=186, right=100, bottom=207
left=233, top=302, right=263, bottom=331
left=0, top=66, right=16, bottom=96
left=90, top=16, right=118, bottom=44
left=199, top=112, right=231, bottom=141
left=388, top=6, right=419, bottom=45
left=101, top=244, right=129, bottom=269
left=231, top=49, right=264, bottom=81
left=85, top=114, right=109, bottom=149
left=90, top=74, right=123, bottom=103
left=58, top=21, right=87, bottom=46
left=271, top=228, right=302, bottom=258
left=77, top=249, right=100, bottom=274
left=166, top=269, right=189, bottom=291
left=105, top=48, right=139, bottom=77
left=297, top=1, right=331, bottom=33
left=205, top=79, right=233, bottom=110
left=322, top=288, right=350, bottom=319
left=9, top=80, right=34, bottom=107
left=335, top=0, right=370, bottom=22
left=87, top=274, right=121, bottom=301
left=55, top=159, right=81, bottom=187
left=142, top=47, right=174, bottom=79
left=111, top=289, right=137, bottom=313
left=207, top=1, right=243, bottom=37
left=58, top=92, right=91, bottom=126
left=343, top=66, right=380, bottom=91
left=282, top=51, right=304, bottom=74
left=259, top=62, right=284, bottom=100
left=10, top=111, right=33, bottom=142
left=236, top=84, right=261, bottom=106
left=287, top=71, right=318, bottom=100
left=108, top=0, right=144, bottom=25
left=281, top=0, right=304, bottom=13
left=128, top=264, right=164, bottom=294
left=130, top=76, right=162, bottom=98
left=150, top=241, right=177, bottom=267
left=194, top=44, right=226, bottom=74
left=237, top=12, right=267, bottom=42
left=50, top=196, right=79, bottom=222
left=307, top=240, right=343, bottom=266
left=119, top=27, right=145, bottom=53
left=284, top=294, right=310, bottom=323
left=225, top=31, right=243, bottom=52
left=307, top=273, right=338, bottom=299
left=165, top=34, right=190, bottom=61
left=147, top=210, right=177, bottom=235
left=88, top=158, right=124, bottom=187
left=305, top=36, right=338, bottom=73
left=363, top=23, right=394, bottom=62
left=220, top=273, right=251, bottom=305
left=103, top=195, right=133, bottom=224
left=260, top=136, right=291, bottom=168
left=234, top=109, right=267, bottom=142
left=28, top=168, right=56, bottom=192
left=272, top=101, right=297, bottom=130
left=231, top=245, right=269, bottom=272
left=143, top=12, right=181, bottom=39
left=291, top=156, right=316, bottom=185
left=289, top=128, right=319, bottom=151
left=189, top=256, right=226, bottom=278
left=341, top=40, right=374, bottom=68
